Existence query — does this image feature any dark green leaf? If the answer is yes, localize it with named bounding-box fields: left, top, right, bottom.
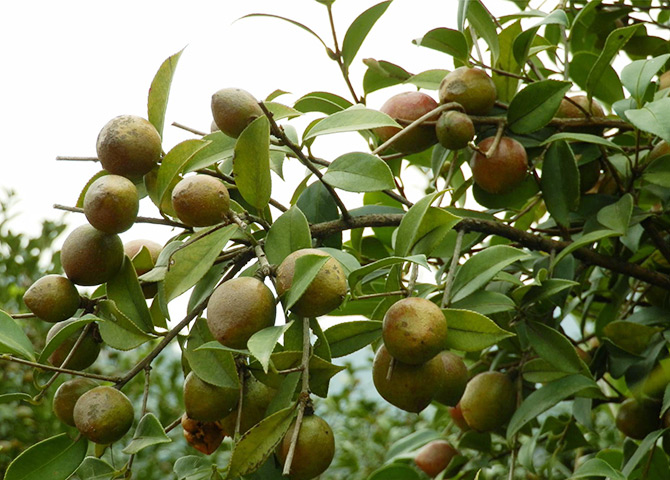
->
left=107, top=257, right=153, bottom=333
left=626, top=97, right=670, bottom=143
left=341, top=1, right=392, bottom=69
left=156, top=139, right=211, bottom=206
left=571, top=52, right=624, bottom=105
left=38, top=315, right=98, bottom=363
left=467, top=0, right=499, bottom=63
left=248, top=322, right=295, bottom=373
left=395, top=193, right=459, bottom=257
left=324, top=320, right=382, bottom=357
left=185, top=318, right=239, bottom=390
left=303, top=106, right=399, bottom=141
left=294, top=91, right=352, bottom=115
left=621, top=54, right=670, bottom=104
left=622, top=430, right=665, bottom=476
left=367, top=464, right=421, bottom=480
left=521, top=321, right=587, bottom=375
left=282, top=255, right=330, bottom=312
left=5, top=433, right=87, bottom=480
left=541, top=140, right=579, bottom=227
left=643, top=153, right=670, bottom=187
left=265, top=207, right=312, bottom=266
left=0, top=393, right=32, bottom=404
left=322, top=152, right=395, bottom=192
left=97, top=301, right=154, bottom=351
left=443, top=309, right=514, bottom=352
left=553, top=230, right=621, bottom=266
left=75, top=457, right=117, bottom=480
left=0, top=310, right=35, bottom=361
left=571, top=458, right=626, bottom=480
left=522, top=358, right=569, bottom=384
left=413, top=28, right=469, bottom=62
left=122, top=413, right=171, bottom=454
left=508, top=80, right=571, bottom=134
left=585, top=25, right=640, bottom=97
left=597, top=194, right=633, bottom=235
left=148, top=48, right=184, bottom=138
left=512, top=9, right=568, bottom=66
left=541, top=133, right=623, bottom=151
left=603, top=321, right=663, bottom=355
left=234, top=115, right=271, bottom=210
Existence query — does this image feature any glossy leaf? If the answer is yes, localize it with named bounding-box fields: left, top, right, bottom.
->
left=541, top=132, right=623, bottom=152
left=302, top=105, right=399, bottom=141
left=185, top=318, right=239, bottom=390
left=596, top=194, right=633, bottom=235
left=450, top=291, right=516, bottom=315
left=5, top=433, right=87, bottom=480
left=294, top=91, right=352, bottom=115
left=234, top=115, right=271, bottom=210
left=362, top=59, right=411, bottom=94
left=508, top=80, right=571, bottom=134
left=282, top=254, right=330, bottom=312
left=512, top=9, right=568, bottom=66
left=442, top=309, right=514, bottom=352
left=570, top=458, right=626, bottom=480
left=265, top=206, right=312, bottom=266
left=413, top=28, right=469, bottom=62
left=38, top=315, right=98, bottom=363
left=122, top=413, right=171, bottom=454
left=507, top=374, right=598, bottom=440
left=97, top=300, right=154, bottom=351
left=520, top=321, right=587, bottom=375
left=148, top=48, right=184, bottom=138
left=156, top=139, right=211, bottom=206
left=341, top=1, right=391, bottom=69
left=494, top=21, right=522, bottom=103
left=348, top=255, right=429, bottom=290
left=106, top=257, right=153, bottom=332
left=183, top=132, right=236, bottom=173
left=571, top=52, right=624, bottom=105
left=322, top=152, right=395, bottom=192
left=247, top=322, right=294, bottom=373
left=626, top=97, right=670, bottom=143
left=225, top=405, right=295, bottom=479
left=0, top=310, right=35, bottom=361
left=621, top=54, right=670, bottom=104
left=450, top=246, right=529, bottom=303
left=585, top=24, right=640, bottom=97
left=467, top=0, right=499, bottom=63
left=540, top=140, right=579, bottom=227
left=324, top=320, right=382, bottom=357
left=552, top=230, right=621, bottom=266
left=164, top=225, right=238, bottom=302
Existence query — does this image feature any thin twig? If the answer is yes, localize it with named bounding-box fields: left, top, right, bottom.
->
left=441, top=230, right=465, bottom=308
left=53, top=204, right=188, bottom=229
left=56, top=156, right=98, bottom=162
left=0, top=354, right=121, bottom=383
left=172, top=122, right=207, bottom=136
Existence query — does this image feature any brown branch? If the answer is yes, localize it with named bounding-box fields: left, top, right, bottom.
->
left=0, top=354, right=121, bottom=383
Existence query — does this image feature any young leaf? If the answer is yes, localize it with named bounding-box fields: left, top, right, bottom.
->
left=621, top=54, right=670, bottom=105
left=225, top=405, right=296, bottom=479
left=122, top=413, right=171, bottom=454
left=322, top=152, right=395, bottom=192
left=0, top=310, right=36, bottom=361
left=507, top=80, right=571, bottom=134
left=185, top=318, right=239, bottom=390
left=155, top=139, right=211, bottom=206
left=148, top=48, right=184, bottom=138
left=163, top=224, right=238, bottom=302
left=265, top=206, right=312, bottom=266
left=4, top=433, right=87, bottom=480
left=324, top=320, right=382, bottom=357
left=585, top=24, right=640, bottom=97
left=596, top=194, right=633, bottom=235
left=106, top=257, right=153, bottom=332
left=282, top=254, right=330, bottom=312
left=247, top=322, right=295, bottom=373
left=413, top=28, right=469, bottom=62
left=625, top=97, right=670, bottom=143
left=442, top=309, right=514, bottom=351
left=234, top=115, right=271, bottom=210
left=540, top=140, right=579, bottom=227
left=302, top=105, right=399, bottom=141
left=341, top=1, right=392, bottom=69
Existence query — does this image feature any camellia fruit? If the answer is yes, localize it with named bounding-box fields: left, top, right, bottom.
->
left=171, top=175, right=230, bottom=227
left=659, top=71, right=670, bottom=91
left=275, top=249, right=347, bottom=318
left=46, top=321, right=101, bottom=371
left=60, top=224, right=124, bottom=286
left=276, top=414, right=335, bottom=480
left=220, top=375, right=276, bottom=436
left=459, top=371, right=516, bottom=432
left=73, top=386, right=134, bottom=444
left=183, top=371, right=239, bottom=422
left=433, top=351, right=468, bottom=407
left=23, top=275, right=80, bottom=323
left=181, top=414, right=225, bottom=455
left=83, top=174, right=139, bottom=234
left=382, top=297, right=447, bottom=365
left=415, top=440, right=459, bottom=478
left=435, top=110, right=475, bottom=150
left=439, top=67, right=497, bottom=115
left=615, top=398, right=660, bottom=440
left=211, top=88, right=263, bottom=138
left=470, top=136, right=528, bottom=194
left=53, top=378, right=98, bottom=426
left=96, top=115, right=162, bottom=179
left=373, top=91, right=439, bottom=154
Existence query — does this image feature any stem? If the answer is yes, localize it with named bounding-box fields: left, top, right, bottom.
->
left=126, top=366, right=152, bottom=477
left=234, top=368, right=245, bottom=441
left=10, top=313, right=35, bottom=319
left=0, top=354, right=121, bottom=383
left=326, top=3, right=361, bottom=104
left=55, top=156, right=98, bottom=162
left=352, top=290, right=406, bottom=300
left=171, top=122, right=207, bottom=136
left=406, top=263, right=419, bottom=297
left=165, top=416, right=182, bottom=434
left=228, top=212, right=274, bottom=281
left=485, top=122, right=506, bottom=158
left=441, top=230, right=465, bottom=308
left=53, top=204, right=188, bottom=229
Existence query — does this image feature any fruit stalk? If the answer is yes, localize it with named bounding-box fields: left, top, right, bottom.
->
left=53, top=204, right=187, bottom=229
left=441, top=229, right=465, bottom=308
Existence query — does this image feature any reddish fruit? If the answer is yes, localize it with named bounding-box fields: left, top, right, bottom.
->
left=448, top=404, right=470, bottom=431
left=181, top=414, right=225, bottom=455
left=470, top=137, right=528, bottom=194
left=374, top=92, right=439, bottom=154
left=415, top=440, right=458, bottom=478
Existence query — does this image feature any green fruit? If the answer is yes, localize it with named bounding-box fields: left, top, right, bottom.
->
left=276, top=249, right=347, bottom=318
left=183, top=371, right=239, bottom=422
left=276, top=414, right=335, bottom=480
left=73, top=386, right=134, bottom=444
left=211, top=88, right=263, bottom=138
left=46, top=321, right=101, bottom=370
left=382, top=297, right=447, bottom=365
left=435, top=110, right=475, bottom=150
left=23, top=275, right=80, bottom=323
left=415, top=440, right=458, bottom=478
left=171, top=175, right=230, bottom=227
left=460, top=371, right=516, bottom=432
left=374, top=92, right=439, bottom=154
left=61, top=224, right=124, bottom=286
left=207, top=276, right=276, bottom=350
left=470, top=137, right=528, bottom=194
left=434, top=351, right=468, bottom=407
left=83, top=174, right=139, bottom=233
left=220, top=375, right=276, bottom=436
left=96, top=115, right=162, bottom=179
left=439, top=67, right=497, bottom=115
left=372, top=345, right=441, bottom=413
left=53, top=378, right=98, bottom=426
left=616, top=398, right=660, bottom=440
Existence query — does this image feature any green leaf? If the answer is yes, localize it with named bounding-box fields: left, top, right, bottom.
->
left=512, top=9, right=568, bottom=66
left=183, top=132, right=236, bottom=173
left=395, top=193, right=455, bottom=257
left=552, top=230, right=621, bottom=266
left=341, top=1, right=392, bottom=69
left=585, top=25, right=640, bottom=98
left=294, top=91, right=352, bottom=115
left=570, top=458, right=626, bottom=480
left=234, top=115, right=271, bottom=210
left=571, top=52, right=624, bottom=105
left=522, top=358, right=569, bottom=384
left=541, top=140, right=579, bottom=227
left=621, top=54, right=670, bottom=104
left=0, top=393, right=32, bottom=404
left=265, top=372, right=301, bottom=417
left=348, top=255, right=429, bottom=290
left=541, top=132, right=623, bottom=152
left=626, top=97, right=670, bottom=143
left=507, top=80, right=571, bottom=134
left=5, top=433, right=87, bottom=480
left=174, top=456, right=215, bottom=480
left=643, top=153, right=670, bottom=187
left=603, top=321, right=663, bottom=355
left=467, top=0, right=499, bottom=63
left=122, top=413, right=171, bottom=454
left=520, top=321, right=587, bottom=375
left=413, top=28, right=469, bottom=62
left=185, top=318, right=239, bottom=390
left=282, top=254, right=330, bottom=312
left=443, top=309, right=514, bottom=352
left=362, top=59, right=411, bottom=95
left=405, top=69, right=450, bottom=90
left=265, top=207, right=312, bottom=266
left=38, top=315, right=98, bottom=363
left=385, top=429, right=442, bottom=461
left=264, top=101, right=302, bottom=121
left=506, top=374, right=598, bottom=440
left=254, top=352, right=344, bottom=397
left=106, top=257, right=153, bottom=332
left=97, top=301, right=154, bottom=351
left=225, top=405, right=296, bottom=479
left=148, top=48, right=184, bottom=138
left=247, top=322, right=294, bottom=373
left=0, top=310, right=35, bottom=361
left=597, top=194, right=633, bottom=235
left=450, top=291, right=516, bottom=316
left=450, top=246, right=529, bottom=303
left=324, top=320, right=382, bottom=357
left=622, top=430, right=665, bottom=476
left=164, top=225, right=238, bottom=302
left=303, top=105, right=399, bottom=141
left=156, top=139, right=211, bottom=206
left=494, top=21, right=522, bottom=103
left=239, top=14, right=328, bottom=50
left=75, top=457, right=117, bottom=480
left=367, top=464, right=421, bottom=480
left=322, top=152, right=395, bottom=192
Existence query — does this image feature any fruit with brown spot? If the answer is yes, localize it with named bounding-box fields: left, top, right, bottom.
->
left=439, top=67, right=497, bottom=115
left=46, top=320, right=101, bottom=370
left=83, top=174, right=139, bottom=233
left=61, top=224, right=124, bottom=286
left=23, top=275, right=80, bottom=323
left=171, top=175, right=230, bottom=227
left=470, top=137, right=528, bottom=194
left=434, top=351, right=468, bottom=407
left=53, top=378, right=98, bottom=426
left=73, top=386, right=134, bottom=444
